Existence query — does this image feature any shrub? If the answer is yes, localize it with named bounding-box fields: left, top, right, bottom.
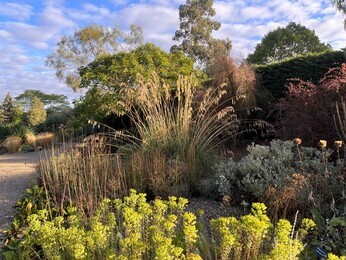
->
left=273, top=63, right=346, bottom=144
left=214, top=140, right=344, bottom=220
left=19, top=144, right=35, bottom=153
left=0, top=124, right=12, bottom=143
left=3, top=190, right=314, bottom=260
left=255, top=50, right=345, bottom=100
left=0, top=124, right=33, bottom=145
left=206, top=55, right=274, bottom=142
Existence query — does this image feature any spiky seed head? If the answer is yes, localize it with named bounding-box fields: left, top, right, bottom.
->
left=319, top=140, right=327, bottom=148
left=334, top=140, right=343, bottom=148
left=293, top=138, right=302, bottom=145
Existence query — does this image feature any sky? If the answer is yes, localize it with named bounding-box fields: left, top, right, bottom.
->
left=0, top=0, right=345, bottom=103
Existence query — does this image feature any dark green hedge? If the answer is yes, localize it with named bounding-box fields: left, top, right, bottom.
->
left=255, top=50, right=346, bottom=99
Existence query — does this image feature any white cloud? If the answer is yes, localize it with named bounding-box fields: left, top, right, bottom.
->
left=0, top=30, right=13, bottom=41
left=0, top=56, right=79, bottom=103
left=212, top=0, right=346, bottom=58
left=1, top=22, right=52, bottom=49
left=0, top=2, right=33, bottom=21
left=1, top=0, right=346, bottom=102
left=64, top=4, right=118, bottom=26
left=39, top=5, right=75, bottom=28
left=118, top=4, right=178, bottom=33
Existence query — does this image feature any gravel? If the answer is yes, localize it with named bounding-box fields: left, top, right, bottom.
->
left=0, top=151, right=41, bottom=250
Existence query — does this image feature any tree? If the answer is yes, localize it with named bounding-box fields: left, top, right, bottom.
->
left=74, top=43, right=197, bottom=122
left=16, top=90, right=70, bottom=112
left=27, top=97, right=46, bottom=126
left=1, top=93, right=23, bottom=124
left=247, top=22, right=332, bottom=64
left=46, top=24, right=143, bottom=90
left=16, top=90, right=72, bottom=130
left=171, top=0, right=231, bottom=65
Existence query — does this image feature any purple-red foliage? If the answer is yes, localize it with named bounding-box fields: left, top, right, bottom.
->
left=274, top=63, right=346, bottom=144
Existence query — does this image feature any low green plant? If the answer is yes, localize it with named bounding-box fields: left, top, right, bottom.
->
left=3, top=190, right=315, bottom=260
left=19, top=144, right=35, bottom=153
left=2, top=185, right=49, bottom=259
left=309, top=207, right=346, bottom=257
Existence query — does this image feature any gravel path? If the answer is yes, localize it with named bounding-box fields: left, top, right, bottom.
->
left=0, top=152, right=41, bottom=233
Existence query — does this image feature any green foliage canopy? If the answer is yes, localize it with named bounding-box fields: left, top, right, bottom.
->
left=46, top=24, right=143, bottom=90
left=247, top=22, right=332, bottom=64
left=1, top=93, right=23, bottom=124
left=75, top=43, right=196, bottom=122
left=27, top=97, right=46, bottom=126
left=171, top=0, right=231, bottom=65
left=16, top=89, right=70, bottom=112
left=255, top=50, right=345, bottom=100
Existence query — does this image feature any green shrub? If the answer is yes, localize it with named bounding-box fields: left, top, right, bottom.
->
left=0, top=124, right=12, bottom=143
left=3, top=190, right=314, bottom=260
left=255, top=50, right=345, bottom=100
left=19, top=144, right=35, bottom=153
left=0, top=124, right=33, bottom=144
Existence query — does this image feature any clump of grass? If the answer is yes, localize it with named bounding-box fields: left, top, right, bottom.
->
left=127, top=149, right=187, bottom=197
left=121, top=73, right=239, bottom=189
left=24, top=132, right=36, bottom=147
left=2, top=136, right=22, bottom=153
left=37, top=73, right=240, bottom=215
left=38, top=139, right=127, bottom=217
left=35, top=132, right=55, bottom=148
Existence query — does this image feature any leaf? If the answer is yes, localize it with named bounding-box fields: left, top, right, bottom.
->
left=310, top=208, right=324, bottom=228
left=2, top=250, right=15, bottom=260
left=329, top=217, right=346, bottom=227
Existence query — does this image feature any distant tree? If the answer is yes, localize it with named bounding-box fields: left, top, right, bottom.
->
left=74, top=43, right=196, bottom=122
left=27, top=97, right=46, bottom=126
left=16, top=90, right=70, bottom=112
left=46, top=24, right=143, bottom=90
left=247, top=22, right=332, bottom=64
left=1, top=93, right=23, bottom=124
left=171, top=0, right=231, bottom=66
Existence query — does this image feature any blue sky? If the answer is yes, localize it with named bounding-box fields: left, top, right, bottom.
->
left=0, top=0, right=345, bottom=102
